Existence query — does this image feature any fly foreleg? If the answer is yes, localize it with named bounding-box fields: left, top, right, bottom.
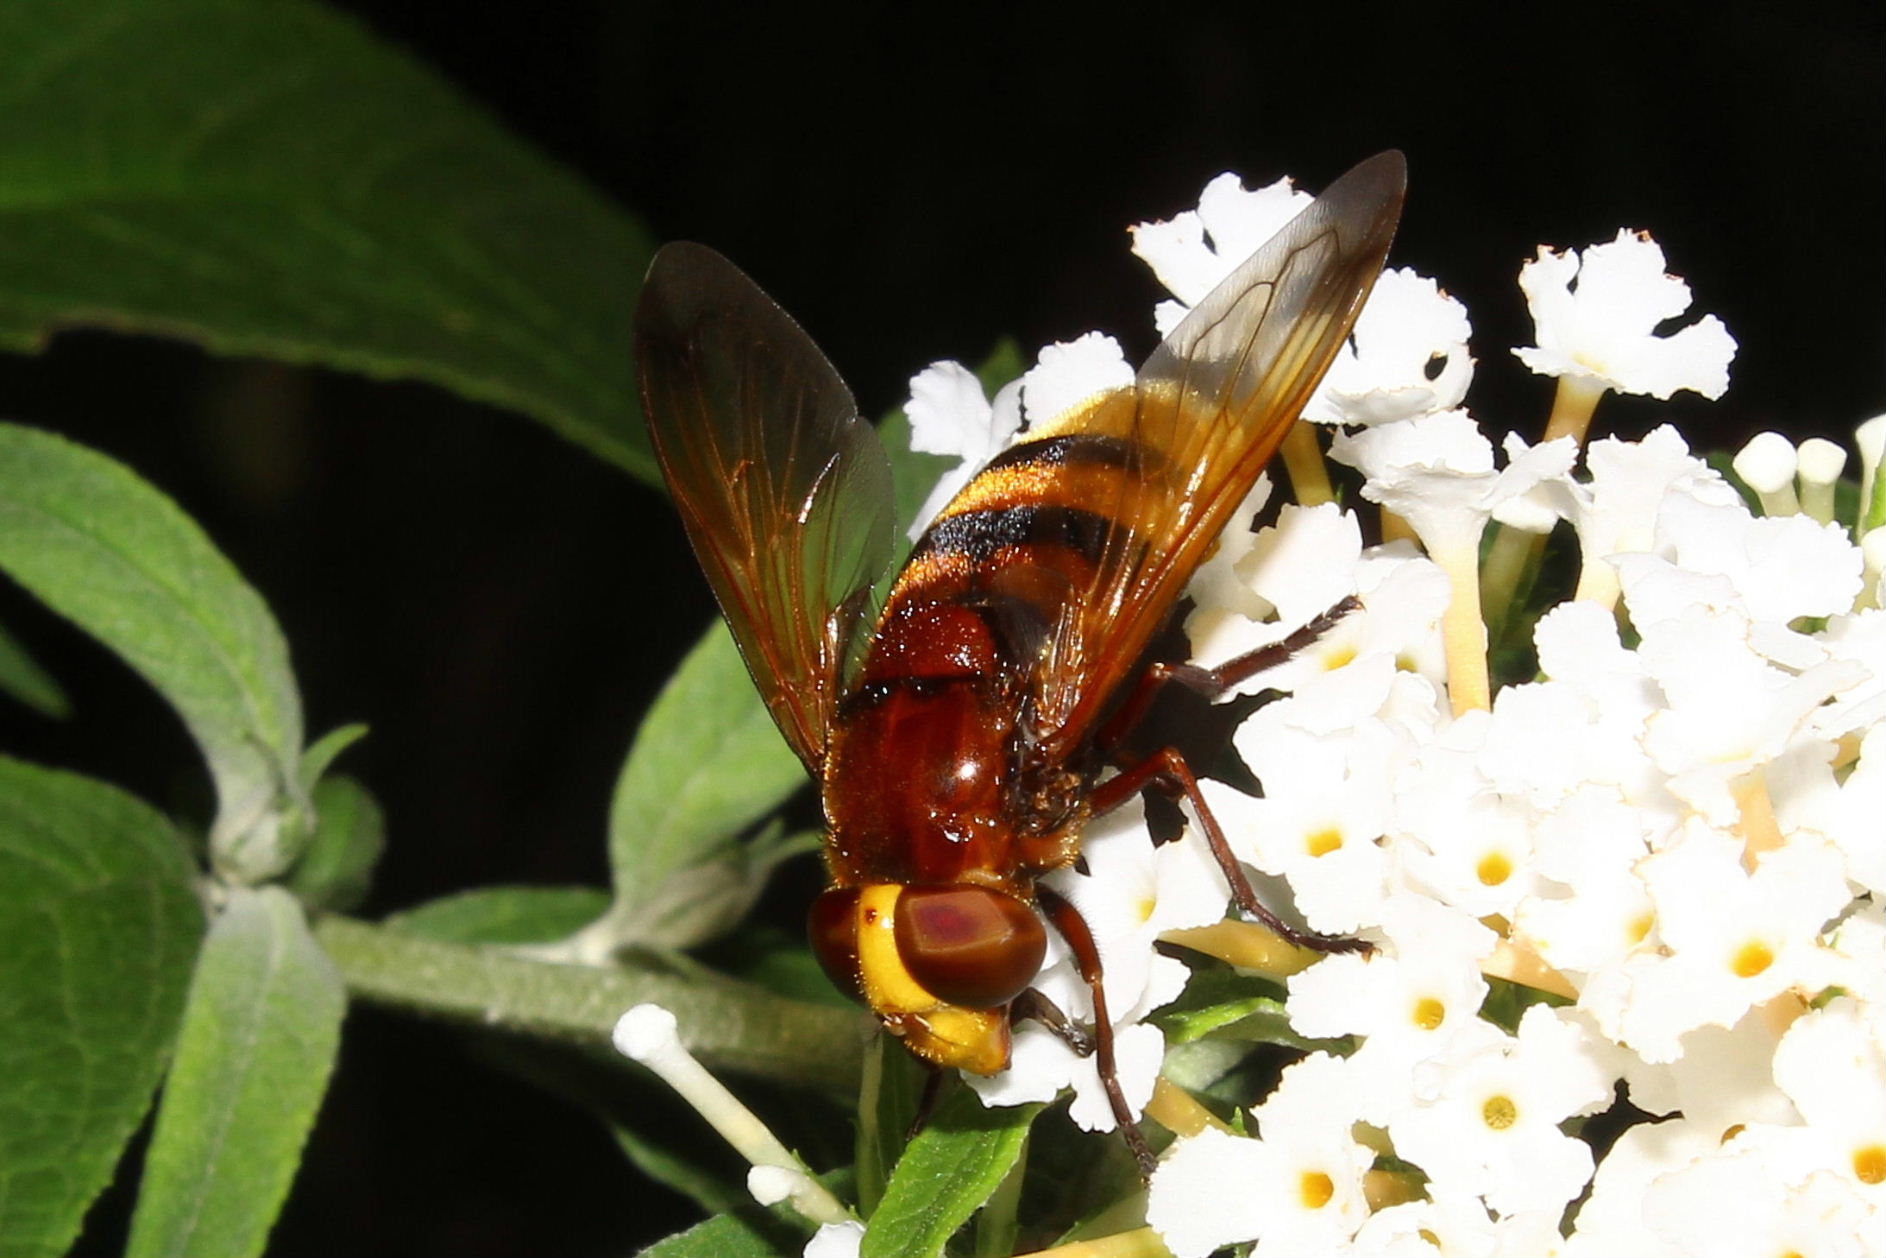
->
left=1008, top=988, right=1093, bottom=1056
left=1033, top=886, right=1158, bottom=1179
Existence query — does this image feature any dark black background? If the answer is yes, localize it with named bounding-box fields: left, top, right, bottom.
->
left=9, top=2, right=1880, bottom=1254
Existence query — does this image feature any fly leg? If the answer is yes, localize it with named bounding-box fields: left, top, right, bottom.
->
left=1087, top=750, right=1363, bottom=954
left=1009, top=988, right=1093, bottom=1056
left=1033, top=885, right=1158, bottom=1179
left=1088, top=596, right=1370, bottom=955
left=906, top=1060, right=948, bottom=1141
left=1195, top=594, right=1363, bottom=693
left=1094, top=595, right=1362, bottom=748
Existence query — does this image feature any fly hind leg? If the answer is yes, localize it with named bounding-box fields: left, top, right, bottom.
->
left=1091, top=595, right=1369, bottom=954
left=1086, top=747, right=1365, bottom=954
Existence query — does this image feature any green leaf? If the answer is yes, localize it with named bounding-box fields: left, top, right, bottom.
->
left=638, top=1207, right=810, bottom=1258
left=1479, top=974, right=1571, bottom=1033
left=1153, top=974, right=1323, bottom=1051
left=972, top=340, right=1028, bottom=395
left=703, top=926, right=856, bottom=1010
left=1175, top=999, right=1322, bottom=1050
left=0, top=756, right=204, bottom=1258
left=604, top=620, right=808, bottom=949
left=0, top=0, right=658, bottom=480
left=637, top=1209, right=804, bottom=1258
left=854, top=1033, right=927, bottom=1218
left=1161, top=1037, right=1262, bottom=1099
left=385, top=885, right=610, bottom=946
left=861, top=1089, right=1040, bottom=1258
left=0, top=618, right=70, bottom=718
left=637, top=1170, right=855, bottom=1258
left=972, top=1129, right=1027, bottom=1258
left=294, top=723, right=368, bottom=796
left=638, top=1212, right=799, bottom=1258
left=127, top=886, right=345, bottom=1258
left=285, top=774, right=384, bottom=913
left=0, top=423, right=305, bottom=881
left=1019, top=1117, right=1146, bottom=1248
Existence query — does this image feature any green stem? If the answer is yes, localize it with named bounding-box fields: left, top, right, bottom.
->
left=1479, top=521, right=1545, bottom=638
left=1866, top=463, right=1886, bottom=534
left=313, top=914, right=869, bottom=1095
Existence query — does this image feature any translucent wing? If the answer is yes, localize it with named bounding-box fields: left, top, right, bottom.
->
left=1028, top=152, right=1406, bottom=755
left=636, top=242, right=895, bottom=774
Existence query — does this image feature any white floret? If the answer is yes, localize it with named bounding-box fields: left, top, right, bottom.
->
left=1512, top=229, right=1737, bottom=401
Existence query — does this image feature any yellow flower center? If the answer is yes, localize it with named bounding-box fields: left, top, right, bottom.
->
left=1411, top=997, right=1446, bottom=1031
left=1481, top=1095, right=1518, bottom=1130
left=1476, top=851, right=1514, bottom=886
left=1305, top=828, right=1343, bottom=857
left=1322, top=644, right=1358, bottom=670
left=1731, top=940, right=1774, bottom=979
left=1627, top=911, right=1654, bottom=944
left=1299, top=1170, right=1334, bottom=1209
left=1854, top=1143, right=1886, bottom=1185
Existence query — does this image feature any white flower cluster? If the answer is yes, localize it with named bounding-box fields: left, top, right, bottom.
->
left=905, top=171, right=1884, bottom=1257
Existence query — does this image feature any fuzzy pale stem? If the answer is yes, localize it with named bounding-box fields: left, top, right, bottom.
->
left=614, top=1005, right=852, bottom=1226
left=1434, top=537, right=1492, bottom=714
left=1733, top=773, right=1785, bottom=872
left=1160, top=919, right=1318, bottom=978
left=1145, top=1077, right=1232, bottom=1138
left=1541, top=375, right=1607, bottom=446
left=1015, top=1228, right=1174, bottom=1258
left=1279, top=419, right=1335, bottom=507
left=1571, top=549, right=1622, bottom=611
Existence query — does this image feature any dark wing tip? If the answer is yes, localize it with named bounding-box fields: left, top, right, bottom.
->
left=642, top=240, right=742, bottom=293
left=636, top=241, right=856, bottom=412
left=637, top=241, right=752, bottom=343
left=1315, top=151, right=1408, bottom=251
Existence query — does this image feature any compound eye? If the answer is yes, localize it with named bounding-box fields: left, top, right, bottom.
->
left=894, top=886, right=1046, bottom=1010
left=807, top=888, right=867, bottom=1005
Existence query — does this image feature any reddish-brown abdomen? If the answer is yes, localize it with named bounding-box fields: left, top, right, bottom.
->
left=822, top=598, right=1027, bottom=888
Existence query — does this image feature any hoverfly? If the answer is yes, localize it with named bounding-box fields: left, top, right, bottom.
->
left=635, top=152, right=1405, bottom=1172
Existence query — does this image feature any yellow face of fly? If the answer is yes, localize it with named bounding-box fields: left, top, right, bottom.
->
left=850, top=884, right=1013, bottom=1076
left=889, top=1005, right=1011, bottom=1076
